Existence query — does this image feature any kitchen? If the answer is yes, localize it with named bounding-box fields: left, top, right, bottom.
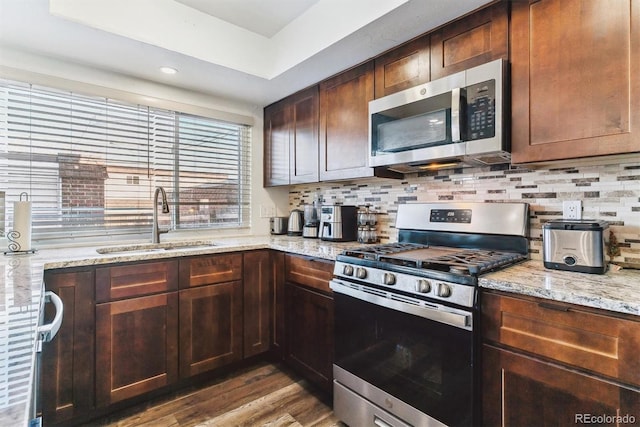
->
left=1, top=0, right=639, bottom=426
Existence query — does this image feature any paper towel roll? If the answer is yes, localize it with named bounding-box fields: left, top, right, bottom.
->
left=8, top=198, right=32, bottom=252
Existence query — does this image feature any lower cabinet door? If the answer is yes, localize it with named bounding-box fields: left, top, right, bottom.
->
left=483, top=344, right=640, bottom=426
left=42, top=268, right=95, bottom=425
left=96, top=292, right=179, bottom=407
left=285, top=283, right=334, bottom=392
left=179, top=281, right=243, bottom=378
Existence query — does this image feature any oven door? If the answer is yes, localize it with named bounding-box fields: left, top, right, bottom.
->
left=331, top=279, right=475, bottom=427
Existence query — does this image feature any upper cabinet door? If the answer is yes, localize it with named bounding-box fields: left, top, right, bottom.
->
left=319, top=61, right=375, bottom=181
left=374, top=35, right=430, bottom=98
left=263, top=99, right=291, bottom=187
left=511, top=0, right=640, bottom=163
left=289, top=86, right=320, bottom=185
left=430, top=2, right=508, bottom=80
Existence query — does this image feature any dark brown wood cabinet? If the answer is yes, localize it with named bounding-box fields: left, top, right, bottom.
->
left=374, top=35, right=430, bottom=98
left=96, top=259, right=178, bottom=302
left=430, top=1, right=508, bottom=80
left=96, top=292, right=179, bottom=406
left=270, top=251, right=286, bottom=359
left=483, top=344, right=640, bottom=427
left=319, top=61, right=375, bottom=181
left=179, top=281, right=242, bottom=377
left=243, top=250, right=272, bottom=358
left=42, top=268, right=95, bottom=426
left=263, top=98, right=290, bottom=187
left=481, top=291, right=640, bottom=426
left=510, top=0, right=640, bottom=164
left=284, top=254, right=335, bottom=393
left=179, top=254, right=244, bottom=378
left=264, top=85, right=319, bottom=186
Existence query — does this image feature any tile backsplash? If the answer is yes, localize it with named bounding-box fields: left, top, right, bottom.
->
left=289, top=159, right=640, bottom=266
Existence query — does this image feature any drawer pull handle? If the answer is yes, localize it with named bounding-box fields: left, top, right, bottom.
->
left=539, top=302, right=570, bottom=312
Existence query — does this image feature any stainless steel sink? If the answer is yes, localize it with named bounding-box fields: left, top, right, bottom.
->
left=96, top=241, right=218, bottom=255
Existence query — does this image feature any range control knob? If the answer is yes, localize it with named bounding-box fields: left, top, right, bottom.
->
left=356, top=267, right=367, bottom=279
left=437, top=283, right=452, bottom=298
left=415, top=279, right=431, bottom=293
left=342, top=265, right=354, bottom=276
left=383, top=273, right=396, bottom=285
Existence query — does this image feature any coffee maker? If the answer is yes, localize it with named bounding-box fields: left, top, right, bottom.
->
left=302, top=204, right=320, bottom=238
left=319, top=205, right=358, bottom=242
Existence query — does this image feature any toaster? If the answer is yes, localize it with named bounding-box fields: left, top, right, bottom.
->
left=543, top=219, right=609, bottom=274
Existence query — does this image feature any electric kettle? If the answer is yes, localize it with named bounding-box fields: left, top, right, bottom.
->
left=287, top=209, right=303, bottom=236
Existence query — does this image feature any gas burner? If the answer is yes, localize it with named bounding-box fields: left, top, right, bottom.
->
left=449, top=266, right=469, bottom=275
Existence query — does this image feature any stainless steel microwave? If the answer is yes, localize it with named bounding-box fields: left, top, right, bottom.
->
left=369, top=58, right=508, bottom=173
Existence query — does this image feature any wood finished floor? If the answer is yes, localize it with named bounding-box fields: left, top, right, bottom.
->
left=85, top=362, right=343, bottom=427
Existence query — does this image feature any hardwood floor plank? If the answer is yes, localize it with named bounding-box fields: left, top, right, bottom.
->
left=91, top=362, right=341, bottom=427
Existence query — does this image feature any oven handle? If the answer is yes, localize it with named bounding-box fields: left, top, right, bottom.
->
left=330, top=280, right=472, bottom=330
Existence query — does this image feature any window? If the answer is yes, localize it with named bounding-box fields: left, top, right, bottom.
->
left=0, top=79, right=251, bottom=244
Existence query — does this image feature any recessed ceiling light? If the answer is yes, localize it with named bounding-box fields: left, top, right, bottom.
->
left=160, top=66, right=178, bottom=75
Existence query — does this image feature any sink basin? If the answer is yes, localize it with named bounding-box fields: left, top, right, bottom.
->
left=96, top=241, right=218, bottom=255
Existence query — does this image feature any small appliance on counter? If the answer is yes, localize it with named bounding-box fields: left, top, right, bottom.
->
left=319, top=205, right=357, bottom=242
left=302, top=204, right=320, bottom=238
left=270, top=216, right=288, bottom=235
left=357, top=206, right=378, bottom=244
left=287, top=209, right=303, bottom=236
left=543, top=219, right=609, bottom=274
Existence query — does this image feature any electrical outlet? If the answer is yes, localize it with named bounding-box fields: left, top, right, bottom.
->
left=562, top=200, right=582, bottom=219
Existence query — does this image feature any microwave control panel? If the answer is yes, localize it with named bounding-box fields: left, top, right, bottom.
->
left=465, top=79, right=495, bottom=140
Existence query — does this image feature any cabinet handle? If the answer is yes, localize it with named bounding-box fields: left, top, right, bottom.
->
left=538, top=302, right=570, bottom=312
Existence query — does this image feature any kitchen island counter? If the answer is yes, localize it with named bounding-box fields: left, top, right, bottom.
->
left=480, top=260, right=640, bottom=316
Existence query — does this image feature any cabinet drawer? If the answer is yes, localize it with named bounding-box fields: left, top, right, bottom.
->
left=96, top=260, right=178, bottom=302
left=482, top=292, right=640, bottom=387
left=285, top=254, right=334, bottom=293
left=179, top=253, right=243, bottom=288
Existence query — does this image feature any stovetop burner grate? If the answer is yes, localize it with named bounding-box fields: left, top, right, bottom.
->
left=342, top=243, right=527, bottom=277
left=342, top=242, right=427, bottom=260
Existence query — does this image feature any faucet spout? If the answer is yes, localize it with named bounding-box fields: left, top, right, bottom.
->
left=152, top=186, right=170, bottom=244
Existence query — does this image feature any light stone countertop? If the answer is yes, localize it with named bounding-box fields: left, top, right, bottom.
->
left=479, top=260, right=640, bottom=316
left=1, top=236, right=638, bottom=426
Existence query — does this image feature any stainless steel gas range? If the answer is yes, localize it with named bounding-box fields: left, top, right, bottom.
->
left=330, top=202, right=529, bottom=427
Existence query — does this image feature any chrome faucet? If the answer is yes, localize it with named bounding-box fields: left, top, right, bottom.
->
left=152, top=186, right=170, bottom=244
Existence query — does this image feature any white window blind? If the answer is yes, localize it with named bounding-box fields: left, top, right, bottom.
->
left=0, top=79, right=251, bottom=244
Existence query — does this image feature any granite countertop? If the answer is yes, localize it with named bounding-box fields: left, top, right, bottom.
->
left=1, top=236, right=638, bottom=426
left=479, top=260, right=640, bottom=316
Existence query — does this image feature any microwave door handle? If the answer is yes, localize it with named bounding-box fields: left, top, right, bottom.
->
left=451, top=87, right=462, bottom=142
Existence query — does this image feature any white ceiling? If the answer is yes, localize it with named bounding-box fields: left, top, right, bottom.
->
left=0, top=0, right=492, bottom=107
left=174, top=0, right=322, bottom=38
